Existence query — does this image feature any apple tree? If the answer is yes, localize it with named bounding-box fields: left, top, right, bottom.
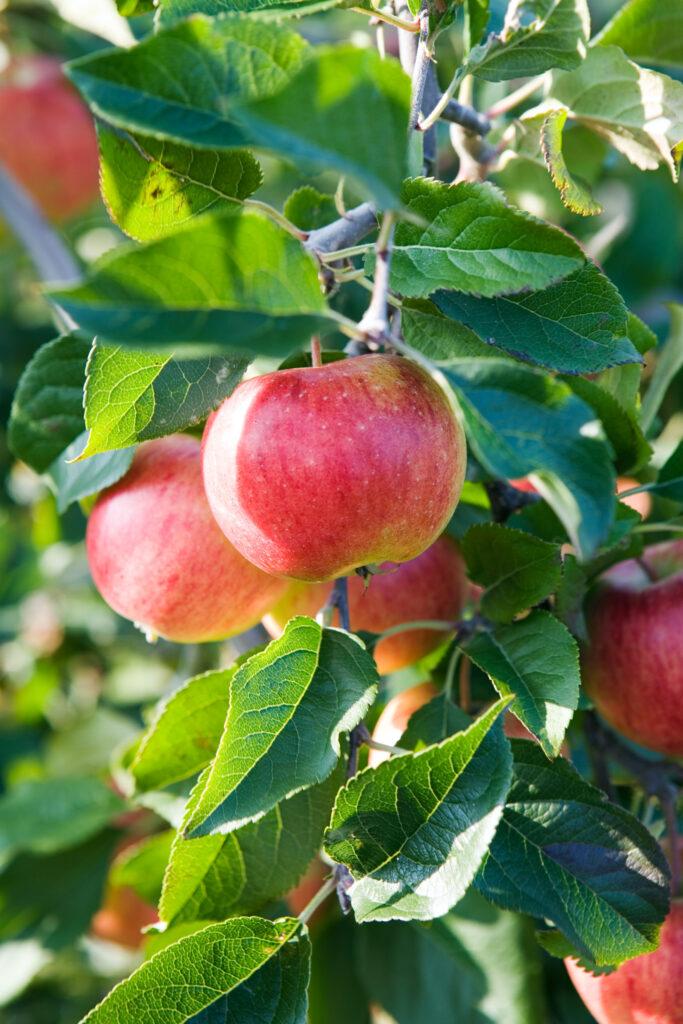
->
left=2, top=0, right=683, bottom=1021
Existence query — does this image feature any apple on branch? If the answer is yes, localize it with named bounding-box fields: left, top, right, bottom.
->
left=202, top=355, right=467, bottom=582
left=86, top=435, right=287, bottom=643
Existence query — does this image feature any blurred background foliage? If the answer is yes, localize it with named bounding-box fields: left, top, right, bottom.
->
left=0, top=0, right=680, bottom=1021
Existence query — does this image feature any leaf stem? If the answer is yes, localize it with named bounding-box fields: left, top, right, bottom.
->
left=298, top=875, right=337, bottom=925
left=311, top=335, right=322, bottom=368
left=365, top=738, right=411, bottom=757
left=350, top=5, right=421, bottom=32
left=243, top=199, right=307, bottom=240
left=319, top=243, right=373, bottom=263
left=420, top=66, right=466, bottom=131
left=377, top=618, right=457, bottom=641
left=485, top=74, right=547, bottom=120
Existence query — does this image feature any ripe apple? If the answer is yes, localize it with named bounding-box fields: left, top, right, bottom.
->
left=91, top=884, right=159, bottom=949
left=565, top=899, right=683, bottom=1023
left=86, top=435, right=287, bottom=643
left=0, top=55, right=100, bottom=221
left=262, top=536, right=468, bottom=674
left=202, top=355, right=466, bottom=582
left=582, top=540, right=683, bottom=757
left=368, top=681, right=438, bottom=766
left=512, top=475, right=651, bottom=518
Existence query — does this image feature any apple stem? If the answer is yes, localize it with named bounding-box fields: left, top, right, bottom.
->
left=310, top=335, right=322, bottom=368
left=635, top=555, right=658, bottom=583
left=366, top=738, right=411, bottom=757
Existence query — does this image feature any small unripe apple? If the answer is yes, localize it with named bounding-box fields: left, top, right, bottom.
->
left=0, top=55, right=100, bottom=221
left=582, top=540, right=683, bottom=757
left=86, top=435, right=287, bottom=643
left=202, top=355, right=466, bottom=582
left=263, top=536, right=468, bottom=674
left=565, top=899, right=683, bottom=1023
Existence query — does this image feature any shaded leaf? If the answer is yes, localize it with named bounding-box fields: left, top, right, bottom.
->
left=46, top=431, right=134, bottom=514
left=464, top=0, right=490, bottom=51
left=80, top=343, right=247, bottom=458
left=98, top=125, right=262, bottom=242
left=464, top=611, right=580, bottom=757
left=284, top=186, right=338, bottom=231
left=541, top=106, right=602, bottom=215
left=461, top=524, right=562, bottom=621
left=464, top=0, right=590, bottom=81
left=324, top=700, right=512, bottom=922
left=563, top=375, right=651, bottom=475
left=48, top=209, right=333, bottom=356
left=381, top=178, right=585, bottom=300
left=475, top=741, right=671, bottom=966
left=595, top=0, right=683, bottom=71
left=7, top=336, right=89, bottom=473
left=109, top=830, right=175, bottom=906
left=79, top=917, right=310, bottom=1024
left=432, top=261, right=639, bottom=374
left=648, top=439, right=683, bottom=502
left=185, top=619, right=377, bottom=836
left=641, top=303, right=683, bottom=429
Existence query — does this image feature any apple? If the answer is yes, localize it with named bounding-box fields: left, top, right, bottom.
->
left=286, top=858, right=329, bottom=924
left=565, top=899, right=683, bottom=1023
left=368, top=681, right=438, bottom=766
left=582, top=539, right=683, bottom=757
left=512, top=475, right=651, bottom=518
left=91, top=884, right=159, bottom=949
left=86, top=435, right=287, bottom=643
left=262, top=536, right=468, bottom=674
left=0, top=55, right=100, bottom=221
left=202, top=355, right=466, bottom=582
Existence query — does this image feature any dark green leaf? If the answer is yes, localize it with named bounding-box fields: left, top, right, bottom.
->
left=284, top=186, right=338, bottom=231
left=324, top=700, right=512, bottom=922
left=7, top=336, right=89, bottom=473
left=464, top=0, right=490, bottom=51
left=381, top=178, right=585, bottom=299
left=563, top=374, right=651, bottom=475
left=81, top=343, right=248, bottom=458
left=595, top=0, right=683, bottom=71
left=48, top=209, right=333, bottom=356
left=185, top=619, right=377, bottom=837
left=0, top=778, right=123, bottom=870
left=110, top=830, right=175, bottom=905
left=464, top=611, right=580, bottom=757
left=641, top=303, right=683, bottom=430
left=475, top=741, right=671, bottom=966
left=649, top=439, right=683, bottom=502
left=464, top=0, right=590, bottom=81
left=160, top=767, right=341, bottom=924
left=67, top=15, right=309, bottom=153
left=309, top=916, right=371, bottom=1024
left=433, top=261, right=639, bottom=374
left=461, top=524, right=562, bottom=621
left=98, top=125, right=262, bottom=242
left=46, top=431, right=134, bottom=514
left=78, top=917, right=310, bottom=1024
left=399, top=692, right=472, bottom=749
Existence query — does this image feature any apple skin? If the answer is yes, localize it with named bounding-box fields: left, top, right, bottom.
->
left=91, top=884, right=159, bottom=950
left=202, top=355, right=467, bottom=582
left=368, top=681, right=439, bottom=766
left=582, top=540, right=683, bottom=757
left=262, top=536, right=468, bottom=674
left=565, top=900, right=683, bottom=1024
left=86, top=435, right=287, bottom=643
left=0, top=56, right=100, bottom=221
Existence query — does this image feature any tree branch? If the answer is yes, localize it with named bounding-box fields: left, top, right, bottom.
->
left=358, top=211, right=396, bottom=340
left=304, top=203, right=378, bottom=255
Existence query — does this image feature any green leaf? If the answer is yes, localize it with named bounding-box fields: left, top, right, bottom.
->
left=594, top=0, right=683, bottom=71
left=464, top=611, right=580, bottom=757
left=48, top=209, right=333, bottom=356
left=117, top=0, right=155, bottom=13
left=357, top=890, right=546, bottom=1024
left=421, top=355, right=616, bottom=561
left=460, top=524, right=562, bottom=621
left=7, top=336, right=89, bottom=473
left=160, top=767, right=341, bottom=925
left=541, top=106, right=602, bottom=215
left=185, top=619, right=377, bottom=837
left=475, top=741, right=672, bottom=966
left=381, top=178, right=585, bottom=300
left=563, top=375, right=651, bottom=475
left=131, top=668, right=234, bottom=793
left=641, top=303, right=683, bottom=430
left=80, top=343, right=247, bottom=458
left=98, top=125, right=262, bottom=242
left=464, top=0, right=490, bottom=51
left=647, top=439, right=683, bottom=502
left=46, top=431, right=134, bottom=514
left=66, top=15, right=309, bottom=152
left=399, top=692, right=473, bottom=750
left=157, top=0, right=343, bottom=27
left=284, top=186, right=338, bottom=231
left=323, top=700, right=513, bottom=922
left=242, top=46, right=411, bottom=207
left=0, top=777, right=123, bottom=870
left=110, top=830, right=175, bottom=905
left=78, top=917, right=310, bottom=1024
left=432, top=261, right=640, bottom=374
left=547, top=46, right=683, bottom=180
left=308, top=917, right=371, bottom=1024
left=464, top=0, right=590, bottom=81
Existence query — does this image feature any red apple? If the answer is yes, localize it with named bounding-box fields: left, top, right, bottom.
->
left=91, top=884, right=159, bottom=949
left=262, top=536, right=468, bottom=674
left=582, top=540, right=683, bottom=757
left=368, top=681, right=438, bottom=766
left=565, top=899, right=683, bottom=1023
left=512, top=475, right=651, bottom=518
left=86, top=435, right=287, bottom=643
left=202, top=355, right=466, bottom=582
left=0, top=55, right=100, bottom=221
